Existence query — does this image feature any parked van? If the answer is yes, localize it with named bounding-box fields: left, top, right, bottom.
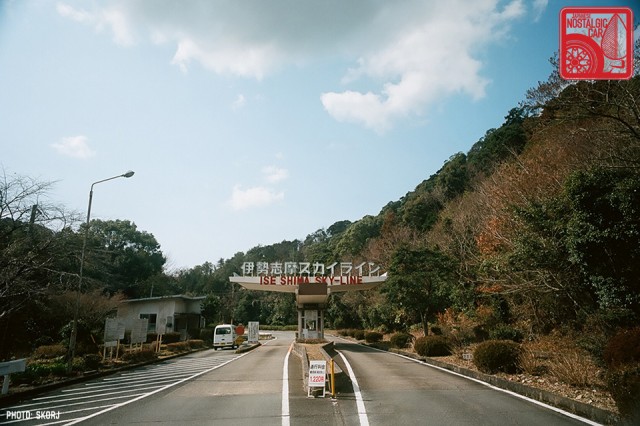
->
left=213, top=324, right=237, bottom=350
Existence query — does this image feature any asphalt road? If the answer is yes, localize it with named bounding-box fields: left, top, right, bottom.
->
left=0, top=331, right=598, bottom=426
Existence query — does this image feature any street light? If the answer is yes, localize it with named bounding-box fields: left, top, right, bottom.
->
left=67, top=170, right=135, bottom=372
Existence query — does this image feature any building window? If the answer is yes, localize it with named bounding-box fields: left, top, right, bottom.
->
left=140, top=313, right=157, bottom=332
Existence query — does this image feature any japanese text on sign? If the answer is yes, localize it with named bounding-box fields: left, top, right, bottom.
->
left=241, top=261, right=380, bottom=277
left=308, top=360, right=326, bottom=388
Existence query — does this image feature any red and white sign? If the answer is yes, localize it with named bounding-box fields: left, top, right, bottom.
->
left=308, top=360, right=326, bottom=388
left=560, top=7, right=633, bottom=80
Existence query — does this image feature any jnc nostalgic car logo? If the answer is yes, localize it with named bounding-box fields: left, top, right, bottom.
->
left=560, top=7, right=633, bottom=80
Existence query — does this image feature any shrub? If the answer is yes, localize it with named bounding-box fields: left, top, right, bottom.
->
left=189, top=339, right=205, bottom=349
left=549, top=348, right=598, bottom=387
left=430, top=326, right=442, bottom=335
left=414, top=336, right=451, bottom=357
left=607, top=365, right=640, bottom=422
left=603, top=327, right=640, bottom=368
left=473, top=340, right=521, bottom=374
left=166, top=342, right=190, bottom=352
left=199, top=328, right=213, bottom=344
left=337, top=329, right=349, bottom=337
left=13, top=362, right=68, bottom=384
left=473, top=325, right=490, bottom=342
left=353, top=330, right=365, bottom=340
left=489, top=324, right=524, bottom=343
left=365, top=331, right=383, bottom=343
left=33, top=344, right=67, bottom=359
left=121, top=348, right=157, bottom=363
left=390, top=332, right=414, bottom=349
left=163, top=332, right=182, bottom=344
left=518, top=348, right=548, bottom=376
left=83, top=354, right=103, bottom=370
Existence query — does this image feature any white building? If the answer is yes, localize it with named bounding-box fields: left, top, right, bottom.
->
left=117, top=295, right=205, bottom=340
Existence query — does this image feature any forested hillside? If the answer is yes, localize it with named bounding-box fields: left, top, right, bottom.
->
left=2, top=53, right=639, bottom=370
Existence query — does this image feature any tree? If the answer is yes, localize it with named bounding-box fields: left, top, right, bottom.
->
left=565, top=167, right=640, bottom=316
left=83, top=219, right=166, bottom=298
left=0, top=172, right=80, bottom=358
left=383, top=245, right=455, bottom=334
left=334, top=216, right=382, bottom=257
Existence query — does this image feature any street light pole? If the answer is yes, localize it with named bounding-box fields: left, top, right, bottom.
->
left=67, top=170, right=134, bottom=373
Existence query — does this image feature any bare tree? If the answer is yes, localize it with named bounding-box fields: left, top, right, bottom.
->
left=0, top=170, right=80, bottom=320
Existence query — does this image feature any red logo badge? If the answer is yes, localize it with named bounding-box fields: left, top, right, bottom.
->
left=560, top=7, right=633, bottom=80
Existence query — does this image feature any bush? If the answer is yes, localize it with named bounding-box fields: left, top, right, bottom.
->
left=13, top=362, right=68, bottom=384
left=337, top=329, right=349, bottom=337
left=414, top=336, right=451, bottom=357
left=353, top=330, right=365, bottom=340
left=550, top=348, right=598, bottom=387
left=163, top=332, right=182, bottom=344
left=489, top=324, right=524, bottom=343
left=189, top=339, right=205, bottom=349
left=199, top=328, right=213, bottom=343
left=365, top=331, right=383, bottom=343
left=473, top=340, right=521, bottom=374
left=607, top=365, right=640, bottom=422
left=390, top=332, right=414, bottom=349
left=166, top=342, right=190, bottom=352
left=83, top=354, right=103, bottom=370
left=121, top=348, right=157, bottom=363
left=33, top=344, right=67, bottom=359
left=430, top=326, right=443, bottom=335
left=603, top=327, right=640, bottom=368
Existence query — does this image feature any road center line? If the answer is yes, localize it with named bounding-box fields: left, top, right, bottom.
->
left=337, top=350, right=369, bottom=426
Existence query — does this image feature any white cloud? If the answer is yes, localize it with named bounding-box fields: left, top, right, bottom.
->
left=232, top=94, right=246, bottom=110
left=56, top=2, right=135, bottom=46
left=532, top=0, right=549, bottom=22
left=321, top=0, right=525, bottom=133
left=58, top=0, right=527, bottom=131
left=228, top=185, right=284, bottom=211
left=51, top=135, right=96, bottom=159
left=262, top=166, right=289, bottom=183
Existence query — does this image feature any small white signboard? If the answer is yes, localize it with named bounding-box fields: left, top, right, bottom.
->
left=131, top=318, right=149, bottom=344
left=104, top=318, right=125, bottom=342
left=308, top=360, right=326, bottom=397
left=248, top=321, right=259, bottom=344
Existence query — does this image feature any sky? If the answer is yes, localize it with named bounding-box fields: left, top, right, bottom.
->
left=1, top=0, right=638, bottom=270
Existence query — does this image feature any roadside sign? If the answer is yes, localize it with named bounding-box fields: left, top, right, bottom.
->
left=308, top=360, right=326, bottom=397
left=248, top=321, right=259, bottom=344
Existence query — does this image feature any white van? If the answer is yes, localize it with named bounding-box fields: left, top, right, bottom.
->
left=213, top=324, right=237, bottom=350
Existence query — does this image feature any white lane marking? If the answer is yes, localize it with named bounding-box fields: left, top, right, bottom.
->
left=64, top=352, right=250, bottom=425
left=282, top=342, right=292, bottom=426
left=337, top=350, right=369, bottom=426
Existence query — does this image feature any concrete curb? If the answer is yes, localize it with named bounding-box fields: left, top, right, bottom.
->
left=292, top=341, right=343, bottom=396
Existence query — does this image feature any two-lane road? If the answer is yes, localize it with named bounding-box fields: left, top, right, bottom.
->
left=1, top=332, right=598, bottom=425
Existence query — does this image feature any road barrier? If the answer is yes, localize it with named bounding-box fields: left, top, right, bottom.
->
left=0, top=359, right=26, bottom=395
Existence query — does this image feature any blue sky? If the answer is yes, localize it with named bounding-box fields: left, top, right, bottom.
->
left=1, top=0, right=638, bottom=269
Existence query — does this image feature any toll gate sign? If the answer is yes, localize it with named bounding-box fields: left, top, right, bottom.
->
left=308, top=360, right=326, bottom=397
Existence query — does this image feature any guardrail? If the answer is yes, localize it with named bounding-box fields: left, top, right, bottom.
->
left=0, top=359, right=27, bottom=395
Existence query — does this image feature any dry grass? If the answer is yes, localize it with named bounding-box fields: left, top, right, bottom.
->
left=549, top=348, right=603, bottom=387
